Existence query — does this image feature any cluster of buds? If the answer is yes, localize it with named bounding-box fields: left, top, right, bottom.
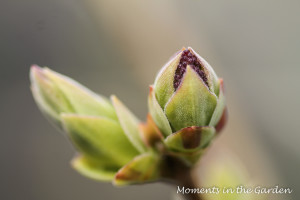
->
left=30, top=47, right=226, bottom=186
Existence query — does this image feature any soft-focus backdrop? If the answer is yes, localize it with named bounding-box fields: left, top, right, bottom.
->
left=1, top=0, right=299, bottom=199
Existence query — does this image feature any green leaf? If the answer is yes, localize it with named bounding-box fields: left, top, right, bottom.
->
left=114, top=153, right=160, bottom=185
left=164, top=126, right=215, bottom=153
left=44, top=68, right=117, bottom=120
left=165, top=66, right=217, bottom=131
left=148, top=86, right=172, bottom=137
left=209, top=79, right=226, bottom=127
left=154, top=52, right=181, bottom=108
left=111, top=95, right=147, bottom=153
left=72, top=155, right=118, bottom=181
left=61, top=114, right=139, bottom=166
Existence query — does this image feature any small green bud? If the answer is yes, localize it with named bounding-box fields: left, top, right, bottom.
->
left=30, top=66, right=155, bottom=184
left=150, top=47, right=226, bottom=133
left=148, top=47, right=227, bottom=164
left=30, top=65, right=117, bottom=126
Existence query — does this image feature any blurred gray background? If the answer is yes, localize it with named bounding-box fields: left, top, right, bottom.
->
left=0, top=0, right=299, bottom=199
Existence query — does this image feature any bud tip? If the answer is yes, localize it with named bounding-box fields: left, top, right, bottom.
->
left=174, top=48, right=208, bottom=90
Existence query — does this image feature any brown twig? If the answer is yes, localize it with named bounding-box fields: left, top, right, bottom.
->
left=161, top=155, right=203, bottom=200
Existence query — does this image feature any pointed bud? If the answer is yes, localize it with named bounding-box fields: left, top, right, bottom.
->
left=149, top=47, right=226, bottom=133
left=30, top=65, right=117, bottom=126
left=147, top=47, right=227, bottom=164
left=30, top=66, right=150, bottom=183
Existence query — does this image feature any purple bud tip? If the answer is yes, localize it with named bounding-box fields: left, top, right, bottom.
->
left=173, top=49, right=208, bottom=90
left=30, top=65, right=47, bottom=80
left=31, top=65, right=41, bottom=73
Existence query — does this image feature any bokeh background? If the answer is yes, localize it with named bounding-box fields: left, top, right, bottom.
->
left=1, top=0, right=299, bottom=199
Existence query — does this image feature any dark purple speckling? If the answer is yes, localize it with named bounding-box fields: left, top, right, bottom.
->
left=173, top=49, right=208, bottom=90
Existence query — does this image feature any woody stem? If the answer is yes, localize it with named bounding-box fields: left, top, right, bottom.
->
left=161, top=155, right=203, bottom=200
